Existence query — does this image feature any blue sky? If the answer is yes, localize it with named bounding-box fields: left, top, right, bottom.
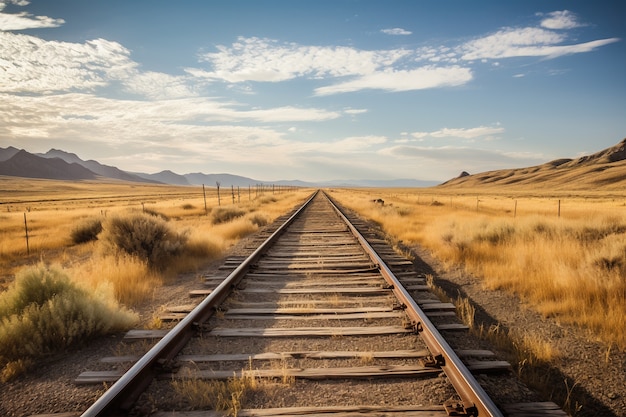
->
left=1, top=1, right=624, bottom=182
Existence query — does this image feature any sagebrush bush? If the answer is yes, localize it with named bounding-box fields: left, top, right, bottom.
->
left=211, top=207, right=247, bottom=225
left=0, top=264, right=137, bottom=381
left=70, top=218, right=103, bottom=244
left=101, top=213, right=188, bottom=269
left=249, top=213, right=269, bottom=227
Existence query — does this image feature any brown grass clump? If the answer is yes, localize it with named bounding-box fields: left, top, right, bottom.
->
left=0, top=264, right=137, bottom=381
left=212, top=207, right=247, bottom=225
left=100, top=212, right=188, bottom=270
left=70, top=217, right=103, bottom=244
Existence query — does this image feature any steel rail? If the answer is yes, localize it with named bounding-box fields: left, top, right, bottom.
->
left=325, top=191, right=504, bottom=417
left=80, top=191, right=319, bottom=417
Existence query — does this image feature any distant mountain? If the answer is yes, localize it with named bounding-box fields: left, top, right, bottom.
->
left=0, top=149, right=98, bottom=180
left=38, top=149, right=159, bottom=184
left=440, top=138, right=626, bottom=191
left=0, top=146, right=21, bottom=162
left=184, top=172, right=264, bottom=187
left=133, top=170, right=190, bottom=185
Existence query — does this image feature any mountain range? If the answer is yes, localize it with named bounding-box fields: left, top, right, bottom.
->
left=1, top=138, right=624, bottom=189
left=0, top=147, right=437, bottom=187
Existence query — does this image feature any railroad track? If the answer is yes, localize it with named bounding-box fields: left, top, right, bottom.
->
left=72, top=190, right=567, bottom=417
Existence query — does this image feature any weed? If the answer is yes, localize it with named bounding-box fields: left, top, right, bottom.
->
left=100, top=213, right=188, bottom=269
left=70, top=217, right=103, bottom=244
left=0, top=264, right=137, bottom=381
left=212, top=207, right=247, bottom=225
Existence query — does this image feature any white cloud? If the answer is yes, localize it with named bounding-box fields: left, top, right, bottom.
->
left=540, top=10, right=582, bottom=30
left=460, top=27, right=619, bottom=60
left=411, top=125, right=505, bottom=140
left=379, top=144, right=546, bottom=170
left=344, top=108, right=368, bottom=115
left=0, top=32, right=137, bottom=93
left=381, top=28, right=412, bottom=36
left=192, top=37, right=411, bottom=83
left=333, top=135, right=387, bottom=152
left=314, top=66, right=472, bottom=95
left=123, top=71, right=198, bottom=99
left=0, top=1, right=64, bottom=30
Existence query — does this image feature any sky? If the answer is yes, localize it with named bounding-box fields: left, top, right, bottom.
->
left=0, top=1, right=624, bottom=183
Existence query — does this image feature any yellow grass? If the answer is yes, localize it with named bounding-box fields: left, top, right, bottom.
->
left=331, top=188, right=626, bottom=350
left=0, top=177, right=312, bottom=308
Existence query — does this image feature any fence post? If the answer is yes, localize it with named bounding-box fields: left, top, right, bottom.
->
left=558, top=199, right=561, bottom=218
left=202, top=184, right=208, bottom=215
left=24, top=213, right=30, bottom=256
left=216, top=182, right=221, bottom=206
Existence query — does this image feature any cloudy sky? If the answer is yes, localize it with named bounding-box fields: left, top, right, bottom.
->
left=1, top=1, right=624, bottom=182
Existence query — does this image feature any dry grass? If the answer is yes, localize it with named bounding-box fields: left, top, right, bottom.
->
left=0, top=264, right=138, bottom=381
left=331, top=188, right=626, bottom=350
left=0, top=178, right=312, bottom=308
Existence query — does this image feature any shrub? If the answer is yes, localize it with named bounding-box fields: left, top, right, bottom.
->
left=0, top=264, right=137, bottom=381
left=143, top=208, right=170, bottom=221
left=211, top=207, right=247, bottom=225
left=101, top=213, right=188, bottom=269
left=70, top=218, right=103, bottom=244
left=181, top=203, right=195, bottom=210
left=249, top=213, right=269, bottom=227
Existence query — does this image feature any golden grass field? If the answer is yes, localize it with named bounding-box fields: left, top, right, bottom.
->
left=0, top=177, right=313, bottom=304
left=330, top=187, right=626, bottom=351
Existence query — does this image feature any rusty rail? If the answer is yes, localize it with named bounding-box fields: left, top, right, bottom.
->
left=325, top=191, right=503, bottom=417
left=80, top=191, right=318, bottom=416
left=81, top=189, right=503, bottom=416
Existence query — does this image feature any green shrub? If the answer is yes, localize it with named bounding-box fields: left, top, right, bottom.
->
left=0, top=265, right=137, bottom=381
left=211, top=207, right=247, bottom=225
left=70, top=218, right=103, bottom=244
left=101, top=213, right=188, bottom=269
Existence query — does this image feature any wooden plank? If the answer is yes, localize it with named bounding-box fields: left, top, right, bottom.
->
left=419, top=303, right=456, bottom=311
left=435, top=323, right=468, bottom=331
left=465, top=360, right=512, bottom=373
left=405, top=285, right=429, bottom=291
left=124, top=329, right=169, bottom=340
left=176, top=349, right=431, bottom=363
left=243, top=276, right=385, bottom=285
left=152, top=405, right=449, bottom=417
left=225, top=297, right=396, bottom=307
left=189, top=289, right=213, bottom=297
left=209, top=325, right=412, bottom=337
left=175, top=364, right=442, bottom=380
left=75, top=370, right=124, bottom=385
left=241, top=280, right=385, bottom=289
left=225, top=306, right=395, bottom=315
left=239, top=287, right=391, bottom=294
left=256, top=255, right=371, bottom=264
left=225, top=311, right=405, bottom=320
left=502, top=402, right=569, bottom=417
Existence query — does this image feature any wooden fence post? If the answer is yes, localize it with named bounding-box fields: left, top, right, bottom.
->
left=202, top=184, right=208, bottom=215
left=24, top=213, right=30, bottom=256
left=216, top=182, right=221, bottom=206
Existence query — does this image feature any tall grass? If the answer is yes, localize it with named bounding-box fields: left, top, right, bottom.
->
left=0, top=264, right=137, bottom=381
left=332, top=189, right=626, bottom=350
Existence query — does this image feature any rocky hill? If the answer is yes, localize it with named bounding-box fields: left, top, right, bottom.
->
left=440, top=138, right=626, bottom=191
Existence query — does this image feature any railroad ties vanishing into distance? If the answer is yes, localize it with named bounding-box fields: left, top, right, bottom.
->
left=65, top=191, right=567, bottom=417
